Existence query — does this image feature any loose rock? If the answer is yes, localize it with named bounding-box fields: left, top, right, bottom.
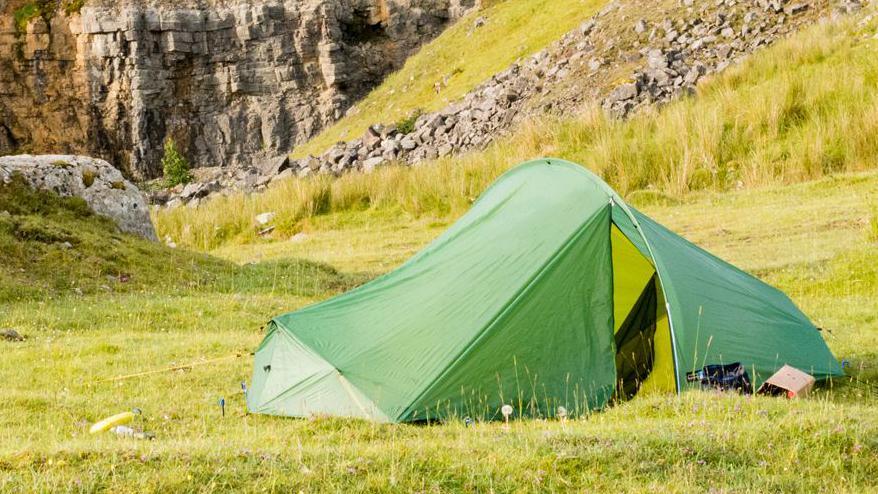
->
left=1, top=329, right=25, bottom=342
left=255, top=212, right=276, bottom=226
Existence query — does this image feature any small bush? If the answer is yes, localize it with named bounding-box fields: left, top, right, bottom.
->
left=395, top=109, right=424, bottom=135
left=13, top=0, right=61, bottom=32
left=81, top=168, right=97, bottom=188
left=162, top=138, right=192, bottom=187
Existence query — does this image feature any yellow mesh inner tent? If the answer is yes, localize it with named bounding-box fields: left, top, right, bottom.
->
left=611, top=227, right=654, bottom=334
left=641, top=285, right=675, bottom=395
left=611, top=226, right=675, bottom=397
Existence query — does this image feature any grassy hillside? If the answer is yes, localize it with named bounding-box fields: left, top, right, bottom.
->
left=0, top=173, right=361, bottom=303
left=292, top=0, right=608, bottom=158
left=3, top=171, right=877, bottom=492
left=156, top=9, right=878, bottom=252
left=0, top=174, right=223, bottom=302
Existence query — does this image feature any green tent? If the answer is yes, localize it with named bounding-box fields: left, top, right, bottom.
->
left=247, top=159, right=842, bottom=422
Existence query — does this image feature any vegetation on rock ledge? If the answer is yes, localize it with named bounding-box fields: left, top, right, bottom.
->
left=161, top=138, right=192, bottom=187
left=12, top=0, right=86, bottom=33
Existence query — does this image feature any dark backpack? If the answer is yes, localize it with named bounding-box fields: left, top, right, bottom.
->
left=686, top=362, right=753, bottom=394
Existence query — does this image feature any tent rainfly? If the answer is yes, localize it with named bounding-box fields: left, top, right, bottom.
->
left=247, top=159, right=843, bottom=422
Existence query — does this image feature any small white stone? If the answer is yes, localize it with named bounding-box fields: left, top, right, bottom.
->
left=254, top=212, right=276, bottom=226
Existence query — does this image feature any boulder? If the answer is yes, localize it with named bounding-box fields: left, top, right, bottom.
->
left=607, top=83, right=639, bottom=102
left=580, top=20, right=596, bottom=36
left=258, top=155, right=291, bottom=177
left=1, top=329, right=25, bottom=342
left=400, top=136, right=418, bottom=151
left=180, top=182, right=207, bottom=199
left=270, top=168, right=295, bottom=183
left=646, top=49, right=668, bottom=69
left=0, top=155, right=158, bottom=240
left=362, top=126, right=382, bottom=150
left=362, top=156, right=385, bottom=173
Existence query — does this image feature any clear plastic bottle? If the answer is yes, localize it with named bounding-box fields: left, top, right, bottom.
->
left=110, top=425, right=155, bottom=440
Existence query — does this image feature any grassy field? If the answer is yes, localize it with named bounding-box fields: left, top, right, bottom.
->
left=156, top=10, right=878, bottom=252
left=2, top=168, right=877, bottom=492
left=3, top=3, right=878, bottom=492
left=0, top=175, right=224, bottom=302
left=292, top=0, right=607, bottom=158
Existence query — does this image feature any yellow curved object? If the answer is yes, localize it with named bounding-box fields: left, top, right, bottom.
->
left=89, top=411, right=135, bottom=434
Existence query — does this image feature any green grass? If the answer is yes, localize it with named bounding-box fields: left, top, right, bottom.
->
left=4, top=4, right=878, bottom=491
left=3, top=171, right=878, bottom=492
left=869, top=208, right=878, bottom=242
left=0, top=173, right=363, bottom=302
left=292, top=0, right=607, bottom=158
left=0, top=174, right=217, bottom=301
left=156, top=10, right=878, bottom=252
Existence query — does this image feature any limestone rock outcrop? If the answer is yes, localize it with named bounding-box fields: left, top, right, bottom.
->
left=223, top=0, right=843, bottom=183
left=0, top=0, right=477, bottom=179
left=0, top=154, right=157, bottom=240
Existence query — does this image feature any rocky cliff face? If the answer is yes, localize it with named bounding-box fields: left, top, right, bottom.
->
left=0, top=0, right=476, bottom=179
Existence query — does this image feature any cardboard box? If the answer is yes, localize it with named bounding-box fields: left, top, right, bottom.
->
left=757, top=365, right=816, bottom=398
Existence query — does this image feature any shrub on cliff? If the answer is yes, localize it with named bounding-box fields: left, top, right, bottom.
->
left=13, top=3, right=43, bottom=32
left=162, top=138, right=192, bottom=187
left=13, top=0, right=86, bottom=33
